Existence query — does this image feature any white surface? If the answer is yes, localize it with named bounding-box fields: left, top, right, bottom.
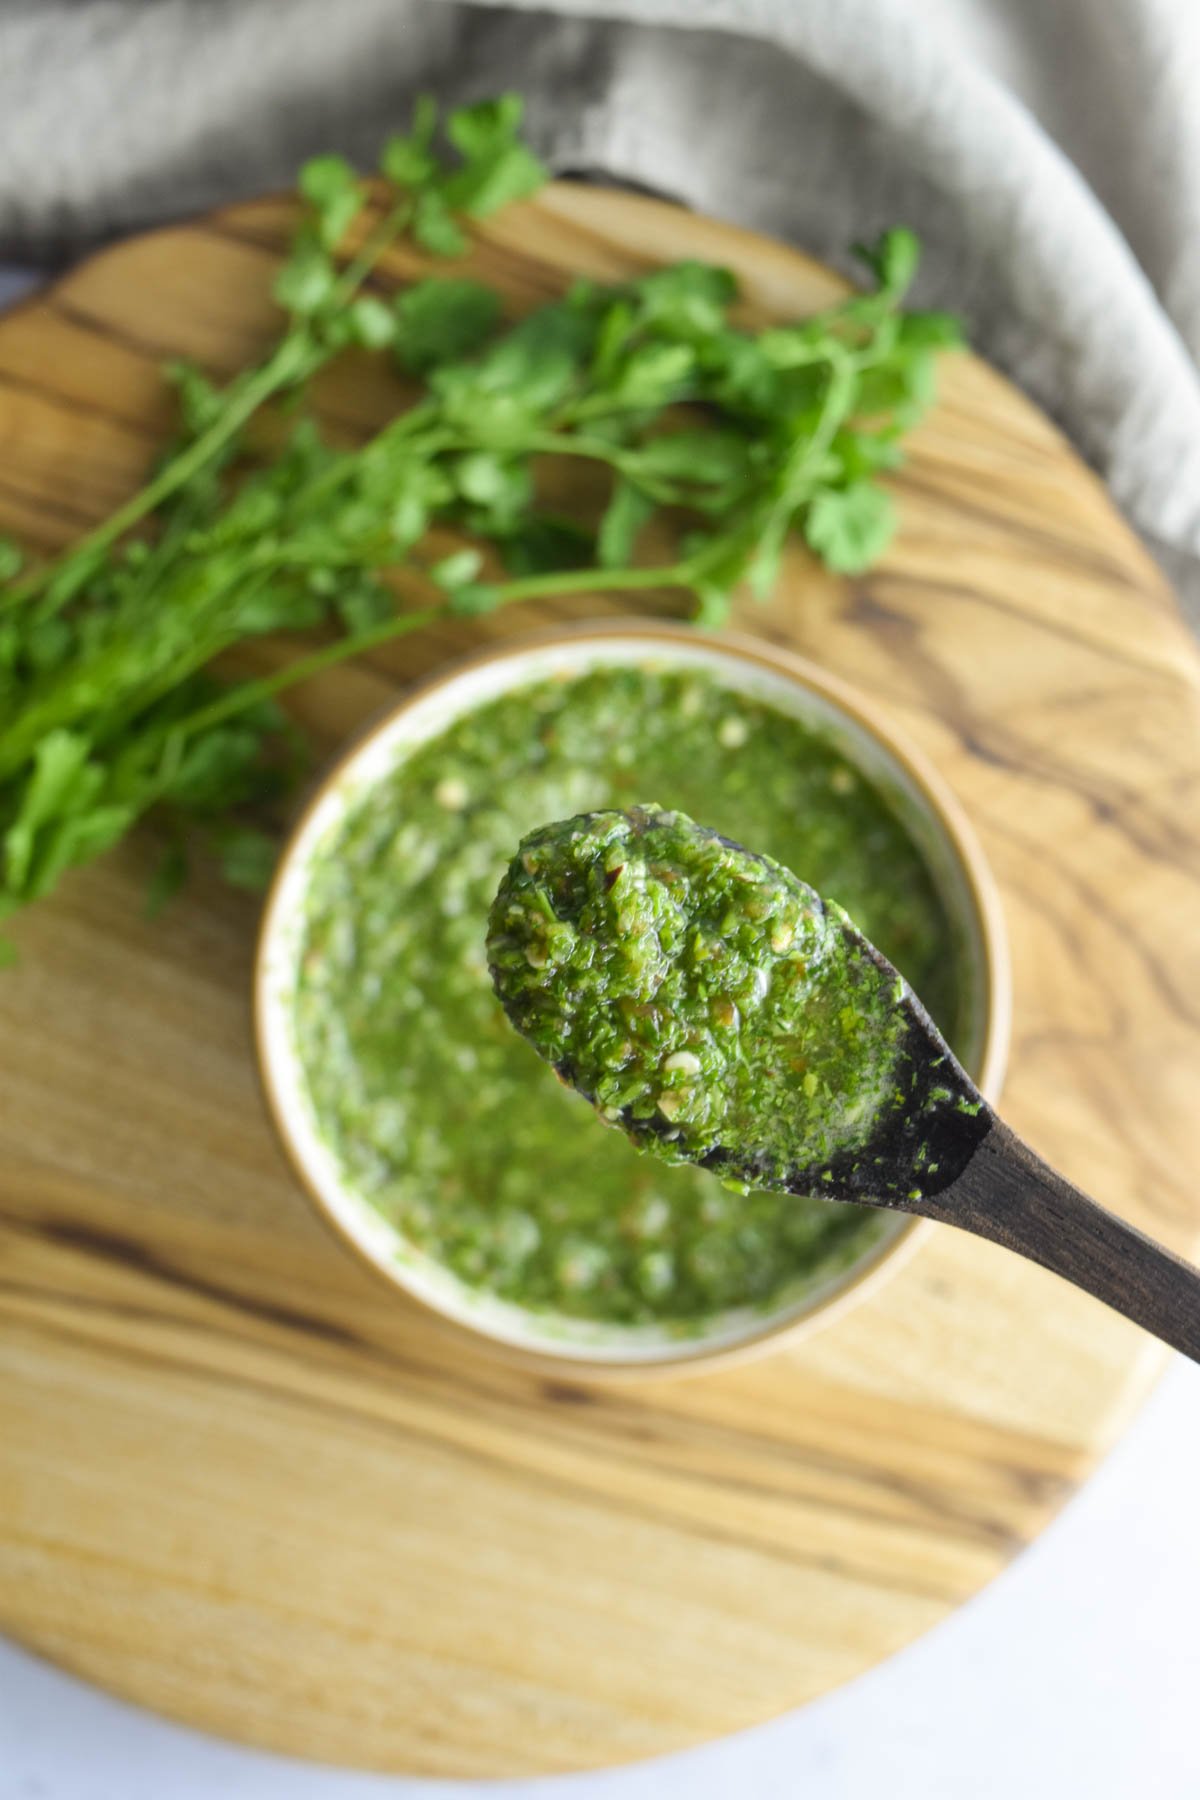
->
left=3, top=1355, right=1199, bottom=1799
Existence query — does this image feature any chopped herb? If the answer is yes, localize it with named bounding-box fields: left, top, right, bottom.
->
left=488, top=804, right=909, bottom=1189
left=296, top=666, right=957, bottom=1323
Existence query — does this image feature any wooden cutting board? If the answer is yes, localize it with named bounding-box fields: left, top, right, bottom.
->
left=1, top=185, right=1199, bottom=1779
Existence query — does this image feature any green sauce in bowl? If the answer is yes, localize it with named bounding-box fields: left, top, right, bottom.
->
left=292, top=664, right=961, bottom=1328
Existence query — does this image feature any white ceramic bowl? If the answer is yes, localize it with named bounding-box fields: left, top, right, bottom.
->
left=255, top=622, right=1011, bottom=1375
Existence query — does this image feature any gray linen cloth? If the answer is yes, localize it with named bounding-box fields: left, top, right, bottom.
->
left=1, top=0, right=1198, bottom=621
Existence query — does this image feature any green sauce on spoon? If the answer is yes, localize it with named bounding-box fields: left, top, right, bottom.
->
left=488, top=804, right=987, bottom=1201
left=490, top=804, right=1200, bottom=1370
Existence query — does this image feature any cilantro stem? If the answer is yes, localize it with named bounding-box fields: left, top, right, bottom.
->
left=519, top=433, right=682, bottom=502
left=0, top=108, right=952, bottom=941
left=1, top=334, right=318, bottom=614
left=329, top=198, right=415, bottom=307
left=755, top=351, right=860, bottom=551
left=163, top=603, right=446, bottom=745
left=784, top=352, right=859, bottom=501
left=163, top=554, right=702, bottom=747
left=489, top=558, right=700, bottom=606
left=1, top=201, right=421, bottom=619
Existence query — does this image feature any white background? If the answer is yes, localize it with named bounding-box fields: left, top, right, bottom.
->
left=2, top=265, right=1198, bottom=1798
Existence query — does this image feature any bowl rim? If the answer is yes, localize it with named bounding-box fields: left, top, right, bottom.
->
left=254, top=619, right=1012, bottom=1378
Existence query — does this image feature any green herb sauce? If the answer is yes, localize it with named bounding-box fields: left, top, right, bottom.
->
left=294, top=665, right=961, bottom=1326
left=488, top=805, right=908, bottom=1188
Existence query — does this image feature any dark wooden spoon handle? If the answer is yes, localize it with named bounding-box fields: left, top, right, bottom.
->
left=922, top=1118, right=1200, bottom=1362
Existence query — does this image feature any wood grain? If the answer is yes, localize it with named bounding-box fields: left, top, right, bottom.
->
left=927, top=1120, right=1200, bottom=1361
left=1, top=184, right=1199, bottom=1776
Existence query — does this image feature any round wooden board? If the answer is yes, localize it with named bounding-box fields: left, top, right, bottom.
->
left=1, top=185, right=1199, bottom=1779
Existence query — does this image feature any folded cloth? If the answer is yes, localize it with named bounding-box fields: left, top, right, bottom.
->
left=1, top=0, right=1198, bottom=621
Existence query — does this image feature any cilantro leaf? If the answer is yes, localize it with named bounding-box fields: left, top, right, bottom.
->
left=445, top=95, right=527, bottom=162
left=4, top=730, right=100, bottom=894
left=636, top=429, right=753, bottom=486
left=214, top=824, right=278, bottom=893
left=633, top=261, right=738, bottom=338
left=349, top=295, right=397, bottom=350
left=442, top=93, right=549, bottom=212
left=598, top=479, right=655, bottom=568
left=452, top=452, right=533, bottom=533
left=412, top=190, right=468, bottom=258
left=299, top=154, right=357, bottom=209
left=0, top=88, right=955, bottom=954
left=334, top=578, right=396, bottom=635
left=898, top=311, right=963, bottom=348
left=380, top=93, right=439, bottom=187
left=498, top=515, right=594, bottom=575
left=610, top=342, right=696, bottom=405
left=447, top=581, right=502, bottom=616
left=274, top=236, right=338, bottom=316
left=854, top=227, right=920, bottom=300
left=441, top=143, right=548, bottom=217
left=430, top=548, right=484, bottom=590
left=393, top=278, right=501, bottom=373
left=299, top=155, right=361, bottom=250
left=145, top=839, right=189, bottom=918
left=803, top=481, right=897, bottom=573
left=692, top=579, right=733, bottom=628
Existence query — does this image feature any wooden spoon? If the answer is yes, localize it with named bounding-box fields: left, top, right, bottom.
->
left=490, top=807, right=1200, bottom=1362
left=825, top=929, right=1200, bottom=1364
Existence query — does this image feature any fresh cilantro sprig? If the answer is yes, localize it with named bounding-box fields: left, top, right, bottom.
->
left=0, top=93, right=960, bottom=955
